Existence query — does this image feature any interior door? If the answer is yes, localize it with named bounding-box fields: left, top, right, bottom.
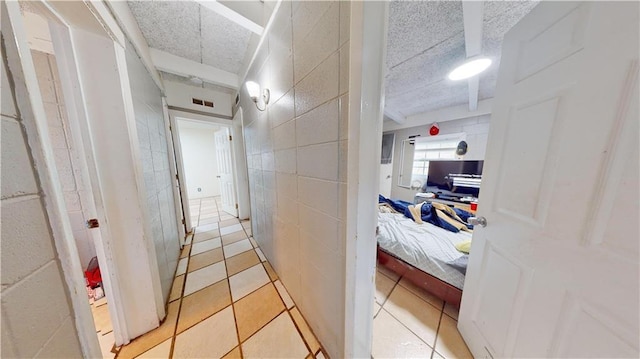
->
left=459, top=2, right=639, bottom=358
left=168, top=113, right=193, bottom=234
left=215, top=128, right=238, bottom=217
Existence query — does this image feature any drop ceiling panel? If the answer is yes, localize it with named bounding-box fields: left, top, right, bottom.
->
left=128, top=1, right=201, bottom=63
left=200, top=7, right=252, bottom=74
left=384, top=0, right=539, bottom=119
left=387, top=1, right=464, bottom=69
left=385, top=32, right=465, bottom=99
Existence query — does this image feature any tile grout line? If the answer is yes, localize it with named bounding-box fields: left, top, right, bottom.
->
left=167, top=230, right=194, bottom=359
left=222, top=236, right=245, bottom=359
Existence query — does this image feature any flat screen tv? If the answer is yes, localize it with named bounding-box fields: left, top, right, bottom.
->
left=422, top=160, right=484, bottom=201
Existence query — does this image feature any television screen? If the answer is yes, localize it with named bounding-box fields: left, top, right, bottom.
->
left=423, top=160, right=484, bottom=200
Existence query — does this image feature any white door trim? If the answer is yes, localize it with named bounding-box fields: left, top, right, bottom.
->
left=2, top=2, right=102, bottom=356
left=231, top=107, right=251, bottom=220
left=167, top=112, right=193, bottom=235
left=162, top=98, right=187, bottom=243
left=344, top=1, right=389, bottom=357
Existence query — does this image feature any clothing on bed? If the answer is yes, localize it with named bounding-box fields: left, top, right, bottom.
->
left=378, top=194, right=474, bottom=233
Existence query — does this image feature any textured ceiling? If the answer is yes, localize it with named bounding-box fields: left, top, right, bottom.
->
left=385, top=1, right=539, bottom=119
left=159, top=71, right=237, bottom=95
left=128, top=0, right=255, bottom=75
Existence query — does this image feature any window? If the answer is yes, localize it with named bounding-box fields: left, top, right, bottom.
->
left=410, top=134, right=465, bottom=185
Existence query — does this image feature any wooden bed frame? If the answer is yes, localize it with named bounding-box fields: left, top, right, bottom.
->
left=377, top=246, right=463, bottom=307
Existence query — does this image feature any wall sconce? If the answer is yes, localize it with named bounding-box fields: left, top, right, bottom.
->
left=245, top=81, right=270, bottom=111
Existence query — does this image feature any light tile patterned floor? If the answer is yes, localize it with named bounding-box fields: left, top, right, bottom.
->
left=372, top=266, right=472, bottom=359
left=115, top=197, right=326, bottom=359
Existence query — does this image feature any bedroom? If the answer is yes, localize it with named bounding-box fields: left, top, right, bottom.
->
left=372, top=1, right=638, bottom=358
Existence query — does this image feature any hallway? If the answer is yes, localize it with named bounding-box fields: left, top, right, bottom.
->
left=115, top=198, right=324, bottom=358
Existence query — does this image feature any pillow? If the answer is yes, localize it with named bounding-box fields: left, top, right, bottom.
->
left=455, top=239, right=472, bottom=254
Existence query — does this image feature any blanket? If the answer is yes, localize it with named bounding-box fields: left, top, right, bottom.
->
left=378, top=194, right=474, bottom=233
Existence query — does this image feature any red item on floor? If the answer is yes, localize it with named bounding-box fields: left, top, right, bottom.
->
left=85, top=256, right=102, bottom=288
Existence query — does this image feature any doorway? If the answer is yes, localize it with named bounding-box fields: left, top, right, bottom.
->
left=173, top=118, right=240, bottom=231
left=17, top=5, right=119, bottom=358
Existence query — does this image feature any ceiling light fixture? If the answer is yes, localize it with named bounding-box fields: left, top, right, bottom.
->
left=448, top=58, right=492, bottom=81
left=245, top=81, right=270, bottom=111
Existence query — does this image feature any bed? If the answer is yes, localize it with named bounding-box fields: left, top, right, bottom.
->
left=376, top=197, right=473, bottom=307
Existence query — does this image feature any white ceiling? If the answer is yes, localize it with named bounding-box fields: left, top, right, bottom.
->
left=159, top=71, right=237, bottom=95
left=385, top=1, right=539, bottom=120
left=127, top=0, right=264, bottom=76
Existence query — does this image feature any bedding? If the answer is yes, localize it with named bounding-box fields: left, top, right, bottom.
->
left=377, top=210, right=471, bottom=289
left=378, top=195, right=474, bottom=233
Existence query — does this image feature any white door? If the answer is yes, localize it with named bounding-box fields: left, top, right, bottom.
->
left=459, top=2, right=639, bottom=358
left=215, top=128, right=238, bottom=217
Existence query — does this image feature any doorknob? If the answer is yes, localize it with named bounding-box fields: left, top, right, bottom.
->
left=468, top=216, right=487, bottom=227
left=216, top=176, right=221, bottom=178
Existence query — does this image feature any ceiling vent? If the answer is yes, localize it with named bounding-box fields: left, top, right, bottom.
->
left=192, top=98, right=214, bottom=108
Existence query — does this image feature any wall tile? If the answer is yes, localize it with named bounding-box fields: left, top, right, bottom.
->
left=339, top=42, right=350, bottom=95
left=296, top=98, right=339, bottom=147
left=298, top=202, right=339, bottom=252
left=297, top=176, right=339, bottom=218
left=269, top=89, right=295, bottom=129
left=293, top=2, right=339, bottom=83
left=339, top=94, right=349, bottom=141
left=297, top=142, right=338, bottom=181
left=1, top=118, right=39, bottom=199
left=1, top=197, right=56, bottom=286
left=339, top=0, right=350, bottom=46
left=292, top=1, right=334, bottom=44
left=2, top=261, right=72, bottom=358
left=275, top=172, right=297, bottom=200
left=294, top=52, right=339, bottom=117
left=273, top=119, right=296, bottom=150
left=274, top=148, right=297, bottom=174
left=33, top=317, right=83, bottom=359
left=1, top=60, right=17, bottom=118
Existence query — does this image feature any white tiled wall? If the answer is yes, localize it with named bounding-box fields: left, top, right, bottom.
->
left=125, top=41, right=180, bottom=303
left=240, top=1, right=349, bottom=357
left=388, top=115, right=492, bottom=202
left=1, top=39, right=83, bottom=358
left=31, top=50, right=97, bottom=270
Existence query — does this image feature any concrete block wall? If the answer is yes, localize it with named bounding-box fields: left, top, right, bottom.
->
left=124, top=41, right=180, bottom=302
left=240, top=1, right=350, bottom=356
left=31, top=50, right=96, bottom=269
left=1, top=37, right=83, bottom=358
left=387, top=114, right=492, bottom=202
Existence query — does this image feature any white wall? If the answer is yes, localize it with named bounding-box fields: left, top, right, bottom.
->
left=125, top=39, right=180, bottom=303
left=31, top=50, right=97, bottom=270
left=1, top=34, right=84, bottom=359
left=164, top=81, right=233, bottom=117
left=178, top=123, right=221, bottom=199
left=387, top=114, right=491, bottom=202
left=240, top=1, right=350, bottom=356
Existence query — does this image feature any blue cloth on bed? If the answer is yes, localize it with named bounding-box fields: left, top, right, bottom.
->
left=379, top=194, right=474, bottom=233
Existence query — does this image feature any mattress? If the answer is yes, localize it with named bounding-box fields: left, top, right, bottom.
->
left=376, top=211, right=471, bottom=289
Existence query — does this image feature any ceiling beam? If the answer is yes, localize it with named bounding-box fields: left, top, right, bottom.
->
left=384, top=109, right=406, bottom=125
left=105, top=1, right=164, bottom=92
left=149, top=48, right=239, bottom=90
left=383, top=99, right=493, bottom=132
left=195, top=0, right=263, bottom=35
left=462, top=1, right=484, bottom=111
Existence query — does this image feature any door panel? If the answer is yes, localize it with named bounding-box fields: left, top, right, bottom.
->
left=215, top=128, right=238, bottom=217
left=459, top=2, right=639, bottom=358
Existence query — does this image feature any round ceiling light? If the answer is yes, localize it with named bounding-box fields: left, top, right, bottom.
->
left=448, top=58, right=492, bottom=81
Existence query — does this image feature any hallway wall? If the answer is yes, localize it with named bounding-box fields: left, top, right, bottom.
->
left=239, top=1, right=350, bottom=356
left=1, top=38, right=83, bottom=358
left=178, top=125, right=221, bottom=199
left=125, top=40, right=181, bottom=303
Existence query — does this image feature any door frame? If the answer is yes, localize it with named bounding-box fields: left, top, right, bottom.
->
left=343, top=1, right=389, bottom=357
left=162, top=98, right=187, bottom=243
left=168, top=109, right=250, bottom=229
left=3, top=2, right=108, bottom=357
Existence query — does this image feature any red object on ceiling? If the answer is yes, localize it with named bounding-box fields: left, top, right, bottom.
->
left=429, top=123, right=440, bottom=136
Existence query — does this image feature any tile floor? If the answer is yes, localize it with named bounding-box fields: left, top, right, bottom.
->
left=189, top=196, right=241, bottom=229
left=115, top=196, right=326, bottom=359
left=372, top=265, right=473, bottom=359
left=91, top=296, right=116, bottom=359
